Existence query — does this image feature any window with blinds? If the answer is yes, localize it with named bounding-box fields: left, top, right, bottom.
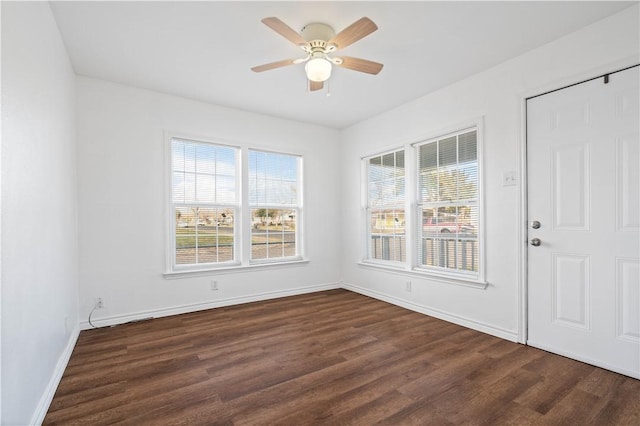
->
left=249, top=150, right=301, bottom=262
left=366, top=149, right=406, bottom=263
left=417, top=128, right=479, bottom=276
left=171, top=138, right=239, bottom=267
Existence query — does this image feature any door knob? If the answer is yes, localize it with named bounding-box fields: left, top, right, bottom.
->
left=531, top=220, right=541, bottom=229
left=530, top=238, right=541, bottom=246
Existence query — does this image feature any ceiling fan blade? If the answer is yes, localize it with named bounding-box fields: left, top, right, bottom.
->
left=262, top=17, right=309, bottom=48
left=336, top=56, right=384, bottom=75
left=309, top=80, right=324, bottom=91
left=251, top=59, right=296, bottom=73
left=328, top=17, right=378, bottom=50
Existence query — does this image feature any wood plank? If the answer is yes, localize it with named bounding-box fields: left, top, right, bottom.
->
left=44, top=289, right=640, bottom=425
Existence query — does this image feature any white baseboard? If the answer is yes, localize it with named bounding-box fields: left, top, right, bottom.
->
left=31, top=324, right=80, bottom=425
left=80, top=282, right=341, bottom=330
left=527, top=340, right=640, bottom=379
left=343, top=282, right=519, bottom=342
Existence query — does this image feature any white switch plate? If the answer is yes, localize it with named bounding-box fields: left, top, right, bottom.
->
left=502, top=171, right=517, bottom=186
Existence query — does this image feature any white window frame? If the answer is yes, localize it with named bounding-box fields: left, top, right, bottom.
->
left=358, top=119, right=486, bottom=288
left=168, top=136, right=241, bottom=272
left=363, top=148, right=406, bottom=267
left=248, top=148, right=304, bottom=265
left=413, top=126, right=484, bottom=283
left=165, top=134, right=306, bottom=277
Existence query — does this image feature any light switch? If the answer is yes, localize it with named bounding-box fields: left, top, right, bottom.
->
left=502, top=171, right=517, bottom=186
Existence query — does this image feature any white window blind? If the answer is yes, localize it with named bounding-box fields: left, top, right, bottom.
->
left=366, top=149, right=406, bottom=262
left=171, top=138, right=239, bottom=266
left=417, top=129, right=479, bottom=275
left=248, top=150, right=301, bottom=261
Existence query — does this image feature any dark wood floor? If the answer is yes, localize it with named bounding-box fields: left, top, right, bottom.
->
left=45, top=289, right=639, bottom=425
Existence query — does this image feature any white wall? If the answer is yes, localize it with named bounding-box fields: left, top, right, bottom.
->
left=1, top=3, right=637, bottom=423
left=1, top=2, right=79, bottom=425
left=340, top=5, right=639, bottom=341
left=76, top=77, right=342, bottom=327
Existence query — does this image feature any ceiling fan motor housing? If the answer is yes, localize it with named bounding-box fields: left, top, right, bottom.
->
left=301, top=23, right=335, bottom=43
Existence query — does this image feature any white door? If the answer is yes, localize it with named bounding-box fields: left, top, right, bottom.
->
left=527, top=66, right=640, bottom=378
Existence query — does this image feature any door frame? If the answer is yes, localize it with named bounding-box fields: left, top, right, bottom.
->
left=517, top=56, right=640, bottom=344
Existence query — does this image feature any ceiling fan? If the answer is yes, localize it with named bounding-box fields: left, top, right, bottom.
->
left=251, top=17, right=384, bottom=91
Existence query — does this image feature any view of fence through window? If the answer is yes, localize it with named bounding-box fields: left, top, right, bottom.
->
left=368, top=150, right=406, bottom=262
left=249, top=150, right=299, bottom=261
left=172, top=139, right=238, bottom=266
left=418, top=129, right=479, bottom=273
left=365, top=128, right=480, bottom=276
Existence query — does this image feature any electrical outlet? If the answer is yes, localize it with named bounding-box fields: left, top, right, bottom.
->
left=405, top=281, right=412, bottom=292
left=95, top=297, right=104, bottom=309
left=210, top=280, right=219, bottom=291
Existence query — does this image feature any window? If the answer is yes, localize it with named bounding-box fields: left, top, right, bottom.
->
left=249, top=150, right=301, bottom=262
left=168, top=137, right=303, bottom=273
left=361, top=124, right=483, bottom=285
left=417, top=128, right=479, bottom=276
left=171, top=139, right=239, bottom=268
left=366, top=149, right=405, bottom=263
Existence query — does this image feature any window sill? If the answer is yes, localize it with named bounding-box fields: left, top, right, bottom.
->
left=357, top=261, right=488, bottom=289
left=164, top=258, right=310, bottom=279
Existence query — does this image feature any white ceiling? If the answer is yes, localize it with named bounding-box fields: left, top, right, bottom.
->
left=49, top=1, right=634, bottom=129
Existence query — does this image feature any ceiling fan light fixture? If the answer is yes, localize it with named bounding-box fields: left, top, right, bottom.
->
left=252, top=17, right=382, bottom=90
left=305, top=57, right=332, bottom=82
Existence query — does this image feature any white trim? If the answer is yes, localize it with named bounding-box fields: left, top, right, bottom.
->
left=405, top=147, right=417, bottom=269
left=164, top=130, right=244, bottom=151
left=359, top=145, right=405, bottom=162
left=164, top=130, right=173, bottom=276
left=30, top=324, right=81, bottom=425
left=357, top=261, right=488, bottom=289
left=0, top=1, right=3, bottom=417
left=164, top=258, right=310, bottom=279
left=359, top=117, right=485, bottom=284
left=167, top=136, right=241, bottom=271
left=363, top=148, right=407, bottom=263
left=522, top=56, right=639, bottom=103
left=413, top=118, right=485, bottom=283
left=164, top=130, right=246, bottom=273
left=360, top=161, right=368, bottom=261
left=476, top=119, right=486, bottom=282
left=240, top=146, right=250, bottom=265
left=81, top=281, right=339, bottom=329
left=249, top=255, right=304, bottom=267
left=165, top=132, right=306, bottom=273
left=297, top=155, right=305, bottom=256
left=518, top=90, right=529, bottom=344
left=392, top=118, right=489, bottom=152
left=247, top=149, right=304, bottom=262
left=527, top=340, right=640, bottom=379
left=518, top=56, right=640, bottom=346
left=343, top=282, right=517, bottom=342
left=411, top=125, right=479, bottom=147
left=360, top=257, right=406, bottom=271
